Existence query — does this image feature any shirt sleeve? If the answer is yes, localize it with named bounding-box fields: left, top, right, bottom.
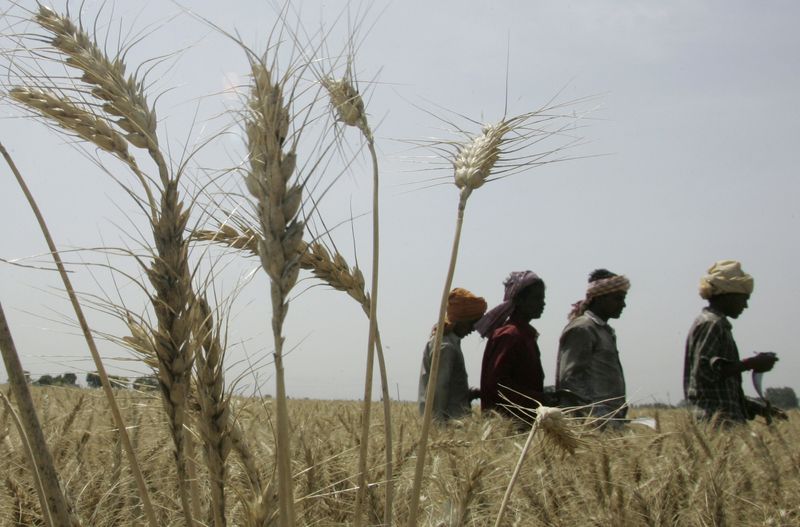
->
left=692, top=321, right=734, bottom=379
left=557, top=325, right=595, bottom=401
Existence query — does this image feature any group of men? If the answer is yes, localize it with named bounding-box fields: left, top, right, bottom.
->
left=418, top=259, right=783, bottom=427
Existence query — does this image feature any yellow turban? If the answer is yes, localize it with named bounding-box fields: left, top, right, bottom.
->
left=445, top=288, right=487, bottom=324
left=699, top=260, right=754, bottom=299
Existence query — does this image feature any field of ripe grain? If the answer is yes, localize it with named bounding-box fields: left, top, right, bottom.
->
left=1, top=385, right=797, bottom=526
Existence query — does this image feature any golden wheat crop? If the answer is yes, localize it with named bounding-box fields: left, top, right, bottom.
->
left=0, top=386, right=797, bottom=526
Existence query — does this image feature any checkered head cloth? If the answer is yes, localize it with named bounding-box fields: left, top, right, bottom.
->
left=569, top=274, right=630, bottom=320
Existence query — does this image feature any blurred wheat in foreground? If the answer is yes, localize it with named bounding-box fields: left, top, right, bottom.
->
left=0, top=386, right=797, bottom=526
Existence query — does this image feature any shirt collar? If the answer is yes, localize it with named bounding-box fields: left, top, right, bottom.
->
left=703, top=307, right=732, bottom=329
left=508, top=315, right=540, bottom=338
left=585, top=310, right=606, bottom=326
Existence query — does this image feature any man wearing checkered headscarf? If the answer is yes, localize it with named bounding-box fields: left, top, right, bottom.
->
left=684, top=260, right=782, bottom=424
left=418, top=288, right=487, bottom=421
left=556, top=269, right=630, bottom=424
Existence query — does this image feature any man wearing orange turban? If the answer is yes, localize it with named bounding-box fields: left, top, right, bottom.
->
left=418, top=288, right=487, bottom=421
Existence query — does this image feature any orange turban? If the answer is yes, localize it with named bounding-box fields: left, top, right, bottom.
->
left=446, top=288, right=488, bottom=324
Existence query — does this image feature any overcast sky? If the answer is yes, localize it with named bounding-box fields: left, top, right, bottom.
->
left=1, top=0, right=799, bottom=405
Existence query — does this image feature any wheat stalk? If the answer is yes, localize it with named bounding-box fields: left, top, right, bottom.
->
left=244, top=57, right=304, bottom=527
left=18, top=7, right=206, bottom=523
left=0, top=142, right=158, bottom=526
left=321, top=72, right=388, bottom=527
left=495, top=406, right=580, bottom=527
left=0, top=391, right=53, bottom=527
left=194, top=297, right=232, bottom=527
left=408, top=105, right=582, bottom=526
left=0, top=305, right=80, bottom=526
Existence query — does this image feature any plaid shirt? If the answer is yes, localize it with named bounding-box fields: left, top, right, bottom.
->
left=683, top=308, right=749, bottom=422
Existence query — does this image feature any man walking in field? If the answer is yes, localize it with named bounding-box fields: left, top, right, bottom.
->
left=418, top=288, right=487, bottom=421
left=475, top=270, right=549, bottom=423
left=556, top=269, right=630, bottom=423
left=683, top=260, right=783, bottom=424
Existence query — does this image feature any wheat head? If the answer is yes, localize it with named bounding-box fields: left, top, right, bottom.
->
left=35, top=5, right=159, bottom=155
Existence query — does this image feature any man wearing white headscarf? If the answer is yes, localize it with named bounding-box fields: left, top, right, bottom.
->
left=683, top=260, right=780, bottom=423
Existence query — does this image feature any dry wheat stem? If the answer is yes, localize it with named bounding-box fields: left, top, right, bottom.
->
left=245, top=58, right=303, bottom=527
left=407, top=192, right=468, bottom=527
left=0, top=142, right=158, bottom=526
left=494, top=406, right=573, bottom=527
left=0, top=391, right=53, bottom=527
left=17, top=10, right=202, bottom=521
left=322, top=72, right=386, bottom=526
left=353, top=134, right=386, bottom=527
left=0, top=302, right=81, bottom=527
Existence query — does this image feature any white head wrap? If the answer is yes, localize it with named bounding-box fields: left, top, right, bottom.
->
left=699, top=260, right=754, bottom=299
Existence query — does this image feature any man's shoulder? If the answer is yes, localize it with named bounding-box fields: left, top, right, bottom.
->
left=561, top=314, right=598, bottom=334
left=489, top=322, right=528, bottom=340
left=693, top=308, right=729, bottom=329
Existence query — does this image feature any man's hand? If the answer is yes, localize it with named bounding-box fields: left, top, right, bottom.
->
left=741, top=351, right=779, bottom=373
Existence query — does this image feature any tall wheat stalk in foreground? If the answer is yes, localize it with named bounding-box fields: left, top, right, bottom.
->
left=0, top=143, right=158, bottom=526
left=0, top=391, right=52, bottom=527
left=243, top=57, right=306, bottom=527
left=408, top=105, right=584, bottom=526
left=0, top=302, right=80, bottom=526
left=321, top=72, right=391, bottom=526
left=7, top=6, right=229, bottom=524
left=494, top=406, right=581, bottom=526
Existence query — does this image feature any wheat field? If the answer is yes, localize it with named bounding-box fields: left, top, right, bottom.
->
left=0, top=385, right=796, bottom=526
left=2, top=3, right=799, bottom=526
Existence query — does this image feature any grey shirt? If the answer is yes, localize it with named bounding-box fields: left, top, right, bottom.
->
left=418, top=331, right=471, bottom=421
left=556, top=310, right=627, bottom=418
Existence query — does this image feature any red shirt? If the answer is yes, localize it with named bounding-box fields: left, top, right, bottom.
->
left=480, top=316, right=545, bottom=417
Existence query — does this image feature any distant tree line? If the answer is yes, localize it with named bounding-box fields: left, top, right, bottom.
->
left=33, top=372, right=77, bottom=387
left=765, top=387, right=798, bottom=409
left=27, top=371, right=158, bottom=391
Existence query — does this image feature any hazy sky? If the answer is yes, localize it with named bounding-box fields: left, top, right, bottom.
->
left=1, top=1, right=799, bottom=405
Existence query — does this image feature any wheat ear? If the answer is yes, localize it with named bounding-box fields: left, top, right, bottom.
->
left=35, top=6, right=160, bottom=160
left=245, top=58, right=303, bottom=527
left=494, top=406, right=579, bottom=527
left=0, top=143, right=158, bottom=526
left=194, top=297, right=232, bottom=527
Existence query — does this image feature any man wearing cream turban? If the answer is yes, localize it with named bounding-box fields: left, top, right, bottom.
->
left=684, top=260, right=780, bottom=423
left=418, top=288, right=487, bottom=421
left=556, top=269, right=631, bottom=424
